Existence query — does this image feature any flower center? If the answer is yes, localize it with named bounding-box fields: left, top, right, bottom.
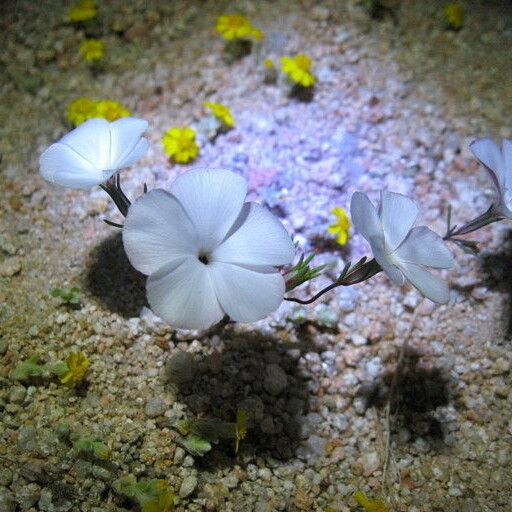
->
left=198, top=252, right=210, bottom=265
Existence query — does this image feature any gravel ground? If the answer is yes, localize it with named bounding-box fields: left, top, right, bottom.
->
left=1, top=0, right=511, bottom=511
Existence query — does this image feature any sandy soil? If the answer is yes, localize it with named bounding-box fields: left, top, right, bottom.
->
left=1, top=1, right=511, bottom=511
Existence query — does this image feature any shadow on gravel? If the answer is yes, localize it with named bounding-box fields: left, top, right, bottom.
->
left=359, top=347, right=458, bottom=444
left=166, top=331, right=310, bottom=465
left=480, top=229, right=512, bottom=337
left=84, top=232, right=147, bottom=318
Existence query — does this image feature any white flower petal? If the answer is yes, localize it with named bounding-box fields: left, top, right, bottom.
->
left=350, top=192, right=382, bottom=242
left=502, top=139, right=512, bottom=190
left=370, top=235, right=405, bottom=287
left=394, top=226, right=454, bottom=269
left=59, top=118, right=111, bottom=170
left=379, top=191, right=418, bottom=251
left=212, top=202, right=295, bottom=266
left=39, top=142, right=107, bottom=189
left=123, top=189, right=199, bottom=275
left=147, top=257, right=224, bottom=330
left=108, top=117, right=149, bottom=169
left=209, top=262, right=285, bottom=322
left=470, top=138, right=505, bottom=189
left=400, top=262, right=450, bottom=304
left=170, top=168, right=247, bottom=251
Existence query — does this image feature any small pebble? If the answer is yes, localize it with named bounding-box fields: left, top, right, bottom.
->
left=144, top=397, right=167, bottom=418
left=263, top=364, right=288, bottom=396
left=179, top=475, right=197, bottom=498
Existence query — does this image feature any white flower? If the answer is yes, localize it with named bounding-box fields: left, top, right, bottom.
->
left=350, top=191, right=454, bottom=304
left=470, top=138, right=512, bottom=218
left=122, top=168, right=296, bottom=329
left=39, top=117, right=149, bottom=189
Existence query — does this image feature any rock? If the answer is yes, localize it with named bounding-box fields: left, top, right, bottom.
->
left=0, top=488, right=16, bottom=512
left=144, top=397, right=167, bottom=418
left=0, top=468, right=13, bottom=487
left=165, top=351, right=197, bottom=385
left=350, top=333, right=367, bottom=346
left=17, top=425, right=38, bottom=452
left=263, top=364, right=288, bottom=396
left=220, top=473, right=239, bottom=490
left=358, top=451, right=380, bottom=477
left=20, top=459, right=47, bottom=483
left=315, top=304, right=338, bottom=328
left=260, top=416, right=275, bottom=434
left=9, top=385, right=26, bottom=404
left=492, top=358, right=510, bottom=375
left=311, top=5, right=330, bottom=21
left=0, top=339, right=8, bottom=356
left=0, top=258, right=21, bottom=277
left=179, top=475, right=197, bottom=498
left=15, top=482, right=41, bottom=509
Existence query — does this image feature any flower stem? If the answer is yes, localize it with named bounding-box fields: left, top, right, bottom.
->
left=284, top=257, right=381, bottom=305
left=444, top=204, right=503, bottom=240
left=100, top=174, right=131, bottom=218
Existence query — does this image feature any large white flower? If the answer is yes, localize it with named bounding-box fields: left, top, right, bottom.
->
left=39, top=117, right=149, bottom=189
left=122, top=168, right=296, bottom=329
left=470, top=138, right=512, bottom=218
left=350, top=191, right=454, bottom=304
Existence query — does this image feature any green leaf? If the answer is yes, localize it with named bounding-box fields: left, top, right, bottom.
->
left=180, top=433, right=212, bottom=457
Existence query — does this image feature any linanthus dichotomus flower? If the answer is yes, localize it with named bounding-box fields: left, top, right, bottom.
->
left=39, top=117, right=149, bottom=189
left=122, top=168, right=296, bottom=329
left=351, top=190, right=454, bottom=303
left=470, top=138, right=512, bottom=219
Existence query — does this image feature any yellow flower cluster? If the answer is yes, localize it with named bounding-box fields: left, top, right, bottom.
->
left=95, top=99, right=132, bottom=122
left=204, top=101, right=235, bottom=128
left=280, top=54, right=316, bottom=87
left=327, top=207, right=351, bottom=245
left=79, top=39, right=105, bottom=62
left=59, top=351, right=91, bottom=388
left=443, top=3, right=464, bottom=30
left=69, top=0, right=98, bottom=23
left=66, top=97, right=132, bottom=127
left=161, top=127, right=199, bottom=164
left=216, top=14, right=263, bottom=41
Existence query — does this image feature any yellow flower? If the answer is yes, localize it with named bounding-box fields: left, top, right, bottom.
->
left=443, top=3, right=464, bottom=29
left=59, top=351, right=91, bottom=388
left=204, top=101, right=235, bottom=128
left=280, top=54, right=316, bottom=87
left=216, top=14, right=263, bottom=41
left=161, top=127, right=199, bottom=164
left=94, top=99, right=132, bottom=122
left=353, top=491, right=389, bottom=512
left=69, top=0, right=98, bottom=23
left=263, top=58, right=274, bottom=68
left=67, top=96, right=98, bottom=126
left=234, top=408, right=247, bottom=454
left=327, top=207, right=351, bottom=245
left=79, top=39, right=105, bottom=62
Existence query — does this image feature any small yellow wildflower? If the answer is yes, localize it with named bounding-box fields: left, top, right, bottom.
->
left=59, top=351, right=91, bottom=388
left=216, top=14, right=263, bottom=41
left=67, top=96, right=98, bottom=126
left=69, top=0, right=98, bottom=23
left=327, top=207, right=351, bottom=245
left=161, top=127, right=199, bottom=164
left=443, top=3, right=464, bottom=30
left=94, top=99, right=132, bottom=122
left=353, top=491, right=389, bottom=512
left=234, top=408, right=247, bottom=454
left=79, top=39, right=105, bottom=62
left=263, top=58, right=274, bottom=69
left=280, top=54, right=316, bottom=87
left=204, top=101, right=235, bottom=128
